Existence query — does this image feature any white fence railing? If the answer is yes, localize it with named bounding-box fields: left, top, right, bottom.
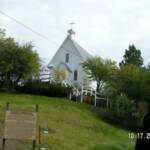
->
left=70, top=86, right=109, bottom=109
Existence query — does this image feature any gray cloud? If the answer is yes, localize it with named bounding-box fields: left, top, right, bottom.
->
left=0, top=0, right=150, bottom=65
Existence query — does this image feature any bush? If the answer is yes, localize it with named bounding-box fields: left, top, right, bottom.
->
left=0, top=81, right=4, bottom=88
left=15, top=81, right=72, bottom=98
left=110, top=95, right=140, bottom=129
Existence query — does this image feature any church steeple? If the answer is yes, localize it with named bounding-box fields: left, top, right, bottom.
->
left=67, top=29, right=75, bottom=38
left=67, top=22, right=75, bottom=38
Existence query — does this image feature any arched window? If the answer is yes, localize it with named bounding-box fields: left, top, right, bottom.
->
left=74, top=70, right=78, bottom=81
left=65, top=53, right=69, bottom=63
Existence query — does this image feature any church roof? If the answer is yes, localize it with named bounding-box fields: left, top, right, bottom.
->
left=71, top=39, right=92, bottom=61
left=48, top=29, right=92, bottom=67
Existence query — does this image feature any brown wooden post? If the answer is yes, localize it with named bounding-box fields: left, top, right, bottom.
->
left=2, top=138, right=6, bottom=150
left=35, top=104, right=39, bottom=112
left=35, top=104, right=39, bottom=149
left=39, top=125, right=41, bottom=150
left=94, top=91, right=97, bottom=107
left=6, top=102, right=9, bottom=110
left=32, top=140, right=36, bottom=150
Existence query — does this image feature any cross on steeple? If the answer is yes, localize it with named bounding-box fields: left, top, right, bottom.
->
left=70, top=22, right=75, bottom=29
left=67, top=22, right=75, bottom=38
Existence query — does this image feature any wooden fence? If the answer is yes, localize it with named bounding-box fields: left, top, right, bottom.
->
left=69, top=86, right=109, bottom=109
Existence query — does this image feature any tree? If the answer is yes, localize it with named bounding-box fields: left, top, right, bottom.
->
left=52, top=67, right=66, bottom=83
left=115, top=64, right=141, bottom=101
left=81, top=57, right=117, bottom=92
left=147, top=62, right=150, bottom=70
left=0, top=29, right=5, bottom=39
left=119, top=44, right=143, bottom=68
left=111, top=94, right=136, bottom=128
left=0, top=36, right=39, bottom=88
left=140, top=69, right=150, bottom=102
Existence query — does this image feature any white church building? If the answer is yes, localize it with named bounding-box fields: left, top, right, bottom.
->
left=48, top=29, right=92, bottom=88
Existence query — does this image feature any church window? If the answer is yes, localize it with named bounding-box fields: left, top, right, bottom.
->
left=65, top=53, right=69, bottom=63
left=74, top=70, right=78, bottom=80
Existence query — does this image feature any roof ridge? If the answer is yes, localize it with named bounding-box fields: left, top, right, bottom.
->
left=70, top=38, right=92, bottom=60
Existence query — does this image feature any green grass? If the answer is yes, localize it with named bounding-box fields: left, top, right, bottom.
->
left=0, top=93, right=135, bottom=150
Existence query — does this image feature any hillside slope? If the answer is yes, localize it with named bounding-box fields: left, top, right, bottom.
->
left=0, top=93, right=135, bottom=150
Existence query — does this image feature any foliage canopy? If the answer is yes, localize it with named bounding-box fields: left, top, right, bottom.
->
left=0, top=30, right=39, bottom=88
left=81, top=57, right=117, bottom=92
left=119, top=44, right=143, bottom=68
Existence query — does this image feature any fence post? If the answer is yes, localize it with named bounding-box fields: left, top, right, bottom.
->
left=6, top=102, right=10, bottom=111
left=38, top=125, right=41, bottom=150
left=94, top=91, right=97, bottom=107
left=80, top=86, right=83, bottom=103
left=75, top=88, right=77, bottom=102
left=85, top=89, right=87, bottom=95
left=90, top=88, right=92, bottom=96
left=32, top=140, right=36, bottom=150
left=2, top=138, right=6, bottom=150
left=69, top=93, right=72, bottom=100
left=106, top=97, right=109, bottom=109
left=35, top=104, right=39, bottom=112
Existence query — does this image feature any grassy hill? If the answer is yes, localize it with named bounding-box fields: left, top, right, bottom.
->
left=0, top=93, right=135, bottom=150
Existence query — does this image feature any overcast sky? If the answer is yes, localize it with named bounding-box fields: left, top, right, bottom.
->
left=0, top=0, right=150, bottom=65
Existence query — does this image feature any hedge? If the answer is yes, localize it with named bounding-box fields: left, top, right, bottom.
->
left=15, top=81, right=72, bottom=98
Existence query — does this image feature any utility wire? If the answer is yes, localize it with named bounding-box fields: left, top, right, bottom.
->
left=0, top=10, right=50, bottom=41
left=0, top=10, right=67, bottom=47
left=0, top=10, right=81, bottom=58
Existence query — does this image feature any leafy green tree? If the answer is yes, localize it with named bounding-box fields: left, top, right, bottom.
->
left=101, top=80, right=118, bottom=98
left=111, top=94, right=137, bottom=128
left=119, top=44, right=143, bottom=68
left=147, top=62, right=150, bottom=70
left=115, top=64, right=141, bottom=101
left=140, top=69, right=150, bottom=102
left=0, top=29, right=5, bottom=39
left=81, top=57, right=117, bottom=92
left=0, top=36, right=39, bottom=88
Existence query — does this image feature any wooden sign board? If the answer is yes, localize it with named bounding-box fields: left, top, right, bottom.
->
left=4, top=111, right=37, bottom=140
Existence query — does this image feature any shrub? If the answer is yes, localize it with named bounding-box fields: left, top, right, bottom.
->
left=15, top=81, right=72, bottom=98
left=110, top=95, right=139, bottom=129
